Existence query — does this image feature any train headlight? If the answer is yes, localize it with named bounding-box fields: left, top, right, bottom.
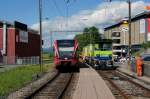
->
left=64, top=57, right=68, bottom=60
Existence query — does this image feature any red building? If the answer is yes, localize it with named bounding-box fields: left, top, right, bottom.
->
left=0, top=20, right=40, bottom=64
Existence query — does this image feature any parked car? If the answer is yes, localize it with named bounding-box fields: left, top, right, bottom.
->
left=142, top=54, right=150, bottom=61
left=119, top=57, right=126, bottom=63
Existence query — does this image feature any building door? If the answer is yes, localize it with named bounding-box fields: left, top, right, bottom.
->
left=0, top=50, right=3, bottom=63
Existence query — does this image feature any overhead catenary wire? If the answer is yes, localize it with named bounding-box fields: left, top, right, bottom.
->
left=51, top=0, right=64, bottom=16
left=63, top=0, right=69, bottom=27
left=63, top=0, right=70, bottom=35
left=63, top=0, right=77, bottom=32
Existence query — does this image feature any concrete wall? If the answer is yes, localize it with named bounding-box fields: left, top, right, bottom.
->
left=131, top=61, right=150, bottom=77
left=143, top=62, right=150, bottom=77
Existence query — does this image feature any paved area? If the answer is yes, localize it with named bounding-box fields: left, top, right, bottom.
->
left=0, top=63, right=53, bottom=73
left=117, top=63, right=150, bottom=84
left=0, top=65, right=22, bottom=73
left=72, top=67, right=115, bottom=99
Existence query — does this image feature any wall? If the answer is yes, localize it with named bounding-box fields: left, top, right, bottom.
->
left=15, top=29, right=40, bottom=57
left=7, top=28, right=16, bottom=64
left=0, top=28, right=3, bottom=49
left=143, top=62, right=150, bottom=77
left=104, top=19, right=146, bottom=45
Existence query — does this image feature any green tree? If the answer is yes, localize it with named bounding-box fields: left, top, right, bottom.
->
left=75, top=34, right=85, bottom=52
left=89, top=26, right=100, bottom=44
left=142, top=41, right=150, bottom=49
left=75, top=26, right=100, bottom=52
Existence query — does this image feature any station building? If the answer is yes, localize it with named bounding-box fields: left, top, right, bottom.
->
left=0, top=21, right=40, bottom=64
left=104, top=11, right=150, bottom=57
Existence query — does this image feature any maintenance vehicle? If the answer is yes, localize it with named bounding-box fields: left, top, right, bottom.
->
left=82, top=40, right=116, bottom=69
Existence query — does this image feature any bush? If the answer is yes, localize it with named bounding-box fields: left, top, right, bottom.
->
left=142, top=41, right=150, bottom=49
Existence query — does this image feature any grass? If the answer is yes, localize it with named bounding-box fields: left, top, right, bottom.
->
left=0, top=63, right=53, bottom=96
left=42, top=53, right=53, bottom=62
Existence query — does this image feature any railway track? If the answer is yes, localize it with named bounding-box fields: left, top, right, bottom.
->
left=97, top=70, right=150, bottom=99
left=26, top=73, right=73, bottom=99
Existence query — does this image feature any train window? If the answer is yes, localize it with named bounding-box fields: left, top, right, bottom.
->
left=59, top=51, right=73, bottom=57
left=59, top=47, right=74, bottom=51
left=103, top=44, right=112, bottom=50
left=96, top=54, right=100, bottom=57
left=57, top=40, right=74, bottom=47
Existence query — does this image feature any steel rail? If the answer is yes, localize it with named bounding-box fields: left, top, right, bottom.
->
left=25, top=72, right=60, bottom=99
left=25, top=72, right=73, bottom=99
left=98, top=70, right=150, bottom=99
left=116, top=70, right=150, bottom=92
left=98, top=71, right=129, bottom=99
left=56, top=73, right=73, bottom=99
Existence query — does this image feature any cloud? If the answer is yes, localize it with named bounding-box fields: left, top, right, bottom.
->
left=31, top=1, right=147, bottom=32
left=31, top=1, right=147, bottom=48
left=66, top=34, right=76, bottom=39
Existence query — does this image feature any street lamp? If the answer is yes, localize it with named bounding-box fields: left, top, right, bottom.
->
left=43, top=17, right=53, bottom=57
left=50, top=31, right=53, bottom=57
left=80, top=18, right=92, bottom=56
left=81, top=18, right=93, bottom=56
left=80, top=18, right=89, bottom=42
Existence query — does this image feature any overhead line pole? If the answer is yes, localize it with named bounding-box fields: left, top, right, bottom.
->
left=128, top=0, right=132, bottom=68
left=108, top=0, right=132, bottom=68
left=39, top=0, right=43, bottom=72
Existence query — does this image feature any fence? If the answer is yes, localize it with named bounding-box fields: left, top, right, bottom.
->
left=0, top=56, right=39, bottom=65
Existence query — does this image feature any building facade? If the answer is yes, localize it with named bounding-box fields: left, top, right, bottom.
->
left=104, top=11, right=150, bottom=57
left=0, top=21, right=40, bottom=64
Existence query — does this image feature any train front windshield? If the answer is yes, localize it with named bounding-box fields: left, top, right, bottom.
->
left=57, top=40, right=75, bottom=58
left=99, top=43, right=112, bottom=51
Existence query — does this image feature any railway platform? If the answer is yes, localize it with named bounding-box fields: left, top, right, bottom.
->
left=72, top=67, right=115, bottom=99
left=117, top=63, right=150, bottom=85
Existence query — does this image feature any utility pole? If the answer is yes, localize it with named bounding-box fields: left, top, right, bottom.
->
left=128, top=0, right=132, bottom=68
left=39, top=0, right=42, bottom=72
left=108, top=0, right=132, bottom=68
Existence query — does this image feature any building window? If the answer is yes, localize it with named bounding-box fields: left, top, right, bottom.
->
left=112, top=39, right=120, bottom=43
left=19, top=30, right=28, bottom=43
left=113, top=46, right=122, bottom=50
left=112, top=32, right=120, bottom=37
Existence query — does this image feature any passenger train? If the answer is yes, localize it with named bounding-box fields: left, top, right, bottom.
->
left=53, top=39, right=79, bottom=72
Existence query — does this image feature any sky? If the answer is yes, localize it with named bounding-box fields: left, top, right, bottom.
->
left=0, top=0, right=102, bottom=25
left=0, top=0, right=150, bottom=48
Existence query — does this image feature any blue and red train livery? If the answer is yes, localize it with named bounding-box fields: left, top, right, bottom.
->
left=53, top=39, right=79, bottom=71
